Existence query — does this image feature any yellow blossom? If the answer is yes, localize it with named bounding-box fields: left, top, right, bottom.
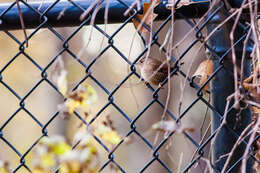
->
left=65, top=99, right=80, bottom=114
left=51, top=141, right=71, bottom=155
left=0, top=167, right=10, bottom=173
left=96, top=124, right=121, bottom=145
left=41, top=153, right=56, bottom=168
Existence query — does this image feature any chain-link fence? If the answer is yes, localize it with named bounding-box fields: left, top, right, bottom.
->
left=0, top=0, right=259, bottom=172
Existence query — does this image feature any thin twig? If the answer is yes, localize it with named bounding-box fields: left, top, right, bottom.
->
left=16, top=0, right=28, bottom=47
left=221, top=123, right=253, bottom=173
left=80, top=0, right=102, bottom=21
left=177, top=152, right=184, bottom=173
left=241, top=117, right=260, bottom=172
left=200, top=157, right=214, bottom=173
left=77, top=1, right=103, bottom=59
left=229, top=0, right=247, bottom=109
left=240, top=28, right=252, bottom=83
left=248, top=0, right=260, bottom=95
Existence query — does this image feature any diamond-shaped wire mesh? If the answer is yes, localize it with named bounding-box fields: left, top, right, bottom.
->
left=0, top=0, right=259, bottom=172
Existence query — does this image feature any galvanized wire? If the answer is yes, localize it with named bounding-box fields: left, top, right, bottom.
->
left=0, top=0, right=259, bottom=172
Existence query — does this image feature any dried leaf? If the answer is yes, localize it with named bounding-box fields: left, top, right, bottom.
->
left=242, top=73, right=260, bottom=100
left=252, top=106, right=260, bottom=114
left=254, top=140, right=260, bottom=172
left=132, top=0, right=160, bottom=43
left=251, top=106, right=260, bottom=126
left=193, top=59, right=213, bottom=92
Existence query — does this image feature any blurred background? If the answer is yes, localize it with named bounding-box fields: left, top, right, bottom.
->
left=0, top=2, right=210, bottom=172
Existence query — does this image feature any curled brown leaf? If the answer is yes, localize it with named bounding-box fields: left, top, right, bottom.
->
left=192, top=59, right=213, bottom=93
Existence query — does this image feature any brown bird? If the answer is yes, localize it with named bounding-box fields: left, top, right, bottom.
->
left=137, top=57, right=176, bottom=86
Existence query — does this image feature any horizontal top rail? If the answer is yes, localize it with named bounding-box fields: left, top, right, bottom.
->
left=0, top=0, right=209, bottom=30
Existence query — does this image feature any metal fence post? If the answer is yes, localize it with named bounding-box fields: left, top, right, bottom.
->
left=206, top=1, right=253, bottom=172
